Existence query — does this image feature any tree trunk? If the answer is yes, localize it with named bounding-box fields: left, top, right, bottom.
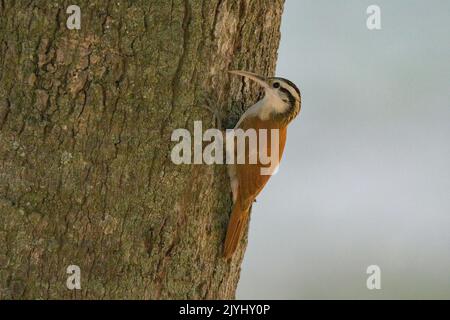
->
left=0, top=0, right=284, bottom=299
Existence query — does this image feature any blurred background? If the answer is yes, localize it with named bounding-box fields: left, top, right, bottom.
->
left=237, top=0, right=450, bottom=299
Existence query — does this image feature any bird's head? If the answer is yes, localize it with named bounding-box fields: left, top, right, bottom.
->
left=229, top=70, right=301, bottom=123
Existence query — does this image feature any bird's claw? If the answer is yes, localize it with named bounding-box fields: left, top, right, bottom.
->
left=201, top=94, right=224, bottom=131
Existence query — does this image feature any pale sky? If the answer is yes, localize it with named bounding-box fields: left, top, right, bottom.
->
left=238, top=0, right=450, bottom=299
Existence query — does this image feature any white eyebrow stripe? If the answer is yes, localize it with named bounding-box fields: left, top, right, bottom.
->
left=280, top=83, right=301, bottom=101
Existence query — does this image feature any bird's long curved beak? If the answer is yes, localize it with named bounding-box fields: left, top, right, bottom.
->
left=228, top=70, right=270, bottom=89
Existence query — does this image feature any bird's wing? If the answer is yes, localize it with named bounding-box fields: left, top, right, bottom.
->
left=224, top=115, right=287, bottom=258
left=234, top=115, right=287, bottom=209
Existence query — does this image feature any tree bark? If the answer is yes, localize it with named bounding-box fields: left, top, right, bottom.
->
left=0, top=0, right=284, bottom=299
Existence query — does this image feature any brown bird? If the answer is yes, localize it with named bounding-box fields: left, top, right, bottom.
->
left=224, top=70, right=301, bottom=258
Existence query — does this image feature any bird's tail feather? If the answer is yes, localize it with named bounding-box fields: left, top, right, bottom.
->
left=223, top=201, right=250, bottom=259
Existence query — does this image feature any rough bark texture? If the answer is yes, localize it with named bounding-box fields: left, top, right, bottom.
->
left=0, top=0, right=284, bottom=299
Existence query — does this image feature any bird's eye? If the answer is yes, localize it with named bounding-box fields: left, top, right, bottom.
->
left=273, top=82, right=280, bottom=89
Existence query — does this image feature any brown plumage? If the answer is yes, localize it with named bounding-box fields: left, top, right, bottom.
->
left=223, top=70, right=301, bottom=259
left=224, top=118, right=287, bottom=258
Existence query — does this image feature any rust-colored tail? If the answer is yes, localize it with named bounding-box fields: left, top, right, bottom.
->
left=223, top=200, right=250, bottom=259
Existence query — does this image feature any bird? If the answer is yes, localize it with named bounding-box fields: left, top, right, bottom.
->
left=224, top=70, right=301, bottom=259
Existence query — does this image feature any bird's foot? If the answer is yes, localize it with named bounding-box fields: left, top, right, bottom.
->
left=200, top=94, right=225, bottom=131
